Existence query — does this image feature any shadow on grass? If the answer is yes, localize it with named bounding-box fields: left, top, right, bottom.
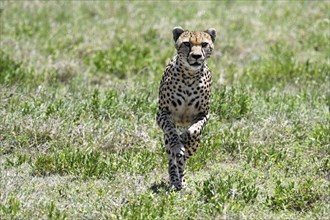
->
left=150, top=181, right=168, bottom=194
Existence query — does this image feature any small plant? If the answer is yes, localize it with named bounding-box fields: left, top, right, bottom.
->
left=85, top=40, right=153, bottom=79
left=0, top=196, right=20, bottom=218
left=309, top=120, right=330, bottom=148
left=196, top=173, right=259, bottom=214
left=119, top=191, right=201, bottom=219
left=119, top=193, right=165, bottom=219
left=242, top=43, right=329, bottom=91
left=31, top=148, right=112, bottom=179
left=245, top=144, right=288, bottom=168
left=31, top=147, right=157, bottom=179
left=266, top=178, right=322, bottom=211
left=219, top=125, right=251, bottom=157
left=47, top=201, right=67, bottom=220
left=211, top=86, right=251, bottom=120
left=0, top=50, right=33, bottom=85
left=4, top=153, right=30, bottom=168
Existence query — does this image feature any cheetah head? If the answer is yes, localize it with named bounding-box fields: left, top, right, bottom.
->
left=173, top=27, right=216, bottom=70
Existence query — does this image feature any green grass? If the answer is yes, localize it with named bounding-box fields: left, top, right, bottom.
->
left=1, top=1, right=329, bottom=219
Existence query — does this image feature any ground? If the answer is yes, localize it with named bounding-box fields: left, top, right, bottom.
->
left=0, top=1, right=329, bottom=219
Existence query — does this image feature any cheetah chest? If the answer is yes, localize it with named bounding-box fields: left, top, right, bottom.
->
left=168, top=77, right=210, bottom=126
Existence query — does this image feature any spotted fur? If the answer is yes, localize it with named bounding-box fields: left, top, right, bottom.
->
left=156, top=27, right=216, bottom=190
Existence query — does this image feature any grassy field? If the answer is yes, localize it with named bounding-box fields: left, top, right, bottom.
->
left=0, top=1, right=329, bottom=219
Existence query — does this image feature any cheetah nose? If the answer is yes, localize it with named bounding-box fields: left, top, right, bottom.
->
left=191, top=54, right=202, bottom=59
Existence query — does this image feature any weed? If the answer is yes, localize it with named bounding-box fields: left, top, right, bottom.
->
left=47, top=201, right=67, bottom=220
left=0, top=197, right=20, bottom=218
left=31, top=147, right=157, bottom=179
left=4, top=153, right=30, bottom=168
left=196, top=173, right=259, bottom=214
left=86, top=40, right=153, bottom=79
left=309, top=120, right=330, bottom=149
left=118, top=192, right=201, bottom=219
left=31, top=147, right=112, bottom=179
left=211, top=86, right=251, bottom=120
left=242, top=43, right=329, bottom=91
left=0, top=51, right=33, bottom=85
left=266, top=178, right=322, bottom=211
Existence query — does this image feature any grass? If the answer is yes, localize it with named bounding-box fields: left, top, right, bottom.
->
left=0, top=1, right=329, bottom=219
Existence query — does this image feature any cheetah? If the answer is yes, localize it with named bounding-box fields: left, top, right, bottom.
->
left=156, top=27, right=216, bottom=190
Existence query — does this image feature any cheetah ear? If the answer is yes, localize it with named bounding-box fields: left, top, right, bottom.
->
left=204, top=28, right=216, bottom=42
left=172, top=26, right=185, bottom=42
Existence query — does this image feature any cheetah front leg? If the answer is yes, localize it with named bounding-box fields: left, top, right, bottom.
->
left=180, top=112, right=209, bottom=159
left=157, top=109, right=185, bottom=190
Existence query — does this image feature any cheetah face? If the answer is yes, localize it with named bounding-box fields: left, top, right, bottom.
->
left=173, top=27, right=216, bottom=70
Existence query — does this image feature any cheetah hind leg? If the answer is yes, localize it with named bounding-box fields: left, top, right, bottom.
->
left=168, top=144, right=186, bottom=190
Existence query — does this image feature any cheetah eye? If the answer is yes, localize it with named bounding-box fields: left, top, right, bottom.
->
left=183, top=42, right=191, bottom=47
left=201, top=42, right=208, bottom=48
